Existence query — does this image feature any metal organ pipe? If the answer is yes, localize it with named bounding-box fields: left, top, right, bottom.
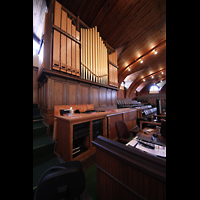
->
left=81, top=26, right=108, bottom=85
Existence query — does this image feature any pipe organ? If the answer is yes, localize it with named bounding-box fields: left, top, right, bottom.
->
left=48, top=1, right=118, bottom=87
left=38, top=0, right=120, bottom=128
left=52, top=1, right=80, bottom=76
left=108, top=51, right=118, bottom=87
left=81, top=27, right=108, bottom=85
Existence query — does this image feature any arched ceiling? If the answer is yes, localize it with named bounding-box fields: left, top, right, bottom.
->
left=34, top=0, right=166, bottom=99
left=126, top=68, right=166, bottom=98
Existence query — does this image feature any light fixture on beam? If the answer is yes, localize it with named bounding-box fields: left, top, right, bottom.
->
left=123, top=40, right=166, bottom=73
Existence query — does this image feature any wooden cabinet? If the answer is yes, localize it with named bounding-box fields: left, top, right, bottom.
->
left=56, top=112, right=109, bottom=162
left=107, top=113, right=123, bottom=140
left=107, top=108, right=137, bottom=140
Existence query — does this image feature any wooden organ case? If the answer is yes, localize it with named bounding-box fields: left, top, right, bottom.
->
left=108, top=51, right=118, bottom=87
left=52, top=1, right=80, bottom=76
left=37, top=1, right=119, bottom=128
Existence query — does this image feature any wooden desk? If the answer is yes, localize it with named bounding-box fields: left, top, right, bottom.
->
left=55, top=108, right=138, bottom=162
left=138, top=127, right=166, bottom=145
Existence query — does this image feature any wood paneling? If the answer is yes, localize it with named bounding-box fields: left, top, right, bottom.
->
left=38, top=70, right=119, bottom=126
left=53, top=30, right=60, bottom=70
left=100, top=88, right=107, bottom=106
left=112, top=90, right=117, bottom=106
left=91, top=86, right=99, bottom=107
left=107, top=113, right=123, bottom=140
left=67, top=81, right=78, bottom=105
left=92, top=136, right=166, bottom=200
left=51, top=1, right=81, bottom=76
left=80, top=84, right=90, bottom=104
left=60, top=34, right=67, bottom=72
left=107, top=89, right=112, bottom=106
left=33, top=67, right=38, bottom=104
left=53, top=81, right=63, bottom=105
left=124, top=111, right=136, bottom=130
left=54, top=0, right=61, bottom=28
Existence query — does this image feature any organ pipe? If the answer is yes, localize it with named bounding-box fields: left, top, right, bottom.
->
left=81, top=26, right=108, bottom=85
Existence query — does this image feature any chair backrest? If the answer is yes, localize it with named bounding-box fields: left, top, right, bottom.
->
left=160, top=120, right=166, bottom=139
left=115, top=120, right=130, bottom=139
left=34, top=161, right=85, bottom=200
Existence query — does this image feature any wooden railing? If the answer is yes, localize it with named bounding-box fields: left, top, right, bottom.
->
left=92, top=136, right=166, bottom=200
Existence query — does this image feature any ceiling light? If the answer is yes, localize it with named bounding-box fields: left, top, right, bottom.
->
left=128, top=68, right=131, bottom=71
left=140, top=60, right=143, bottom=63
left=161, top=72, right=164, bottom=74
left=154, top=50, right=157, bottom=54
left=143, top=79, right=145, bottom=81
left=152, top=76, right=154, bottom=78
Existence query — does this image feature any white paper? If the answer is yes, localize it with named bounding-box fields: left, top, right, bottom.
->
left=126, top=138, right=138, bottom=147
left=135, top=143, right=166, bottom=157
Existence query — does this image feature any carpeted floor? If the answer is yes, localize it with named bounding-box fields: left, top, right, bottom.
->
left=33, top=104, right=98, bottom=200
left=84, top=163, right=97, bottom=200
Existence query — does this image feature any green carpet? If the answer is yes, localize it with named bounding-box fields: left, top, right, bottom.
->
left=84, top=164, right=97, bottom=200
left=33, top=153, right=61, bottom=189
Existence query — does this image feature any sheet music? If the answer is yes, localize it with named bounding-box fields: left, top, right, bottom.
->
left=135, top=143, right=166, bottom=157
left=126, top=138, right=138, bottom=147
left=126, top=136, right=166, bottom=158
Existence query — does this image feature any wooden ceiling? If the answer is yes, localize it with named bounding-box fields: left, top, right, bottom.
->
left=34, top=0, right=166, bottom=98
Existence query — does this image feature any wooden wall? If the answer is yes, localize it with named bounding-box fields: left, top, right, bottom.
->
left=38, top=71, right=118, bottom=126
left=33, top=67, right=38, bottom=104
left=92, top=136, right=166, bottom=200
left=117, top=89, right=125, bottom=99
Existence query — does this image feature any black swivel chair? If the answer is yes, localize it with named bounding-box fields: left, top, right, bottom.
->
left=34, top=161, right=85, bottom=200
